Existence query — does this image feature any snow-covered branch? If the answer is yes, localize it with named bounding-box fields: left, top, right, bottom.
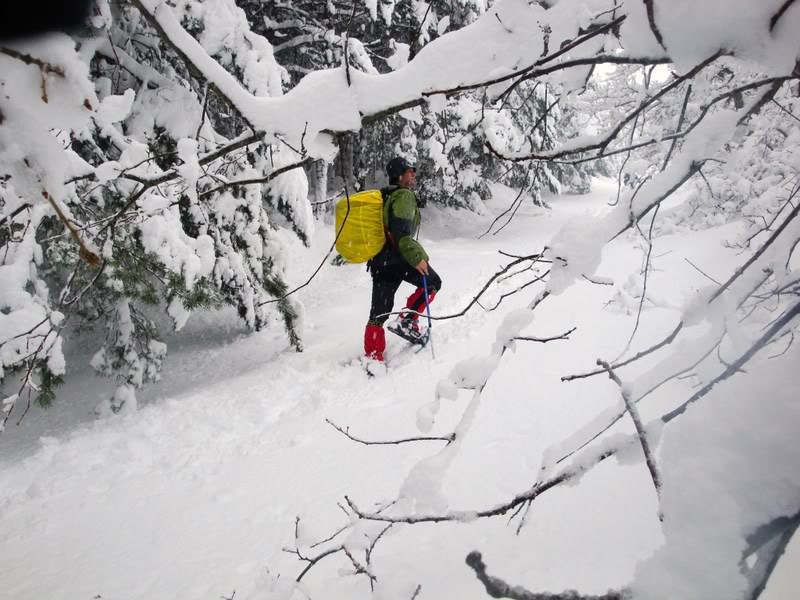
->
left=466, top=551, right=628, bottom=600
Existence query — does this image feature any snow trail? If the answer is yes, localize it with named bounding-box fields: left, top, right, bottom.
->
left=0, top=181, right=796, bottom=599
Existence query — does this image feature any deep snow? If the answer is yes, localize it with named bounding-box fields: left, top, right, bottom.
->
left=0, top=180, right=796, bottom=599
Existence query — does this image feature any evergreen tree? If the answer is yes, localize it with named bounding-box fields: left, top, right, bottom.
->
left=1, top=0, right=308, bottom=415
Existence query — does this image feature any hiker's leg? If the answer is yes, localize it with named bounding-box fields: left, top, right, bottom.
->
left=364, top=323, right=386, bottom=361
left=369, top=266, right=404, bottom=325
left=365, top=267, right=403, bottom=360
left=402, top=264, right=442, bottom=320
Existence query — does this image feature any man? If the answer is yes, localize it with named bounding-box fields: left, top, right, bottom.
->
left=364, top=156, right=442, bottom=363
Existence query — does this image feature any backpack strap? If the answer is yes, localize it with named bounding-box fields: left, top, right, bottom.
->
left=380, top=186, right=400, bottom=250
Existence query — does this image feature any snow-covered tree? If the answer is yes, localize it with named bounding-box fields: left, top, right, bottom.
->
left=1, top=0, right=310, bottom=419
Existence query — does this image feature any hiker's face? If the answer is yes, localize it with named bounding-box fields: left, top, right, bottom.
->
left=399, top=168, right=416, bottom=188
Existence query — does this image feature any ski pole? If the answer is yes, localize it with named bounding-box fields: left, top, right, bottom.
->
left=422, top=274, right=435, bottom=359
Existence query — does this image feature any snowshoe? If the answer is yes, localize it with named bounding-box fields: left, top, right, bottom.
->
left=388, top=317, right=428, bottom=346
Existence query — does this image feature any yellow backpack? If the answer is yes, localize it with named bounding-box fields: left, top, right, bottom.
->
left=334, top=190, right=386, bottom=263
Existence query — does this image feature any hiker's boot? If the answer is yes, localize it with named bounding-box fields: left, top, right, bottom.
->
left=364, top=323, right=386, bottom=362
left=395, top=313, right=424, bottom=344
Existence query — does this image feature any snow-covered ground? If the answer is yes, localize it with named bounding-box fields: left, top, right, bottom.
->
left=0, top=180, right=796, bottom=600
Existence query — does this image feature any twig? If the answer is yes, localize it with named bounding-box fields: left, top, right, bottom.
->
left=342, top=546, right=376, bottom=582
left=597, top=361, right=661, bottom=496
left=295, top=546, right=343, bottom=582
left=326, top=419, right=455, bottom=445
left=466, top=551, right=627, bottom=599
left=662, top=84, right=693, bottom=170
left=0, top=47, right=65, bottom=76
left=198, top=156, right=313, bottom=198
left=767, top=330, right=794, bottom=359
left=770, top=0, right=799, bottom=31
left=489, top=54, right=721, bottom=163
left=642, top=0, right=666, bottom=49
left=662, top=299, right=800, bottom=423
left=618, top=204, right=660, bottom=357
left=479, top=179, right=528, bottom=239
left=582, top=275, right=614, bottom=286
left=0, top=203, right=32, bottom=228
left=42, top=191, right=101, bottom=267
left=771, top=98, right=800, bottom=124
left=562, top=321, right=684, bottom=382
left=374, top=253, right=547, bottom=323
left=745, top=511, right=800, bottom=600
left=486, top=270, right=550, bottom=312
left=709, top=195, right=800, bottom=303
left=513, top=327, right=576, bottom=343
left=684, top=258, right=722, bottom=285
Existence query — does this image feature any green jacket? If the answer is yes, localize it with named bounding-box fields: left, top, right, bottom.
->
left=370, top=186, right=428, bottom=268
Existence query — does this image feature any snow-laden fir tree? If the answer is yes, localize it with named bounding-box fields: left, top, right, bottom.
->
left=243, top=0, right=593, bottom=211
left=0, top=0, right=310, bottom=418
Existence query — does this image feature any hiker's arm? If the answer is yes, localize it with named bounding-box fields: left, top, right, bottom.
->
left=390, top=190, right=429, bottom=267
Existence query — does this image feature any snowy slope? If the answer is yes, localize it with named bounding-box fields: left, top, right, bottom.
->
left=0, top=181, right=796, bottom=600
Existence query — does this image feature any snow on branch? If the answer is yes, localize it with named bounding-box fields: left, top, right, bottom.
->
left=597, top=360, right=661, bottom=498
left=121, top=0, right=685, bottom=159
left=465, top=551, right=628, bottom=600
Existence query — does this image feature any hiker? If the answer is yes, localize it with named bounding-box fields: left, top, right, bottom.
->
left=364, top=157, right=442, bottom=362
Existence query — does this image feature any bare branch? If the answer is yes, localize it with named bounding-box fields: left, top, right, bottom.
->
left=486, top=270, right=550, bottom=312
left=489, top=75, right=789, bottom=167
left=488, top=54, right=721, bottom=163
left=771, top=98, right=800, bottom=124
left=326, top=419, right=455, bottom=445
left=744, top=510, right=800, bottom=600
left=684, top=258, right=722, bottom=285
left=770, top=0, right=799, bottom=31
left=479, top=181, right=528, bottom=239
left=198, top=156, right=313, bottom=198
left=0, top=203, right=32, bottom=228
left=662, top=84, right=692, bottom=170
left=737, top=79, right=785, bottom=126
left=342, top=546, right=377, bottom=582
left=563, top=320, right=683, bottom=382
left=642, top=0, right=666, bottom=50
left=0, top=47, right=65, bottom=76
left=41, top=191, right=101, bottom=267
left=466, top=551, right=628, bottom=600
left=295, top=546, right=343, bottom=582
left=710, top=195, right=800, bottom=303
left=513, top=327, right=576, bottom=343
left=662, top=299, right=800, bottom=423
left=618, top=204, right=660, bottom=355
left=374, top=253, right=547, bottom=323
left=597, top=360, right=661, bottom=496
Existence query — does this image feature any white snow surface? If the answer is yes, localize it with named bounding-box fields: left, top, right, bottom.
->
left=1, top=180, right=797, bottom=599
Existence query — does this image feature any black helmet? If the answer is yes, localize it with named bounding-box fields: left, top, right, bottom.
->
left=386, top=156, right=416, bottom=182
